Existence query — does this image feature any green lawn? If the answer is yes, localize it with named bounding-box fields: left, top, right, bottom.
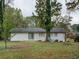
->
left=0, top=41, right=79, bottom=59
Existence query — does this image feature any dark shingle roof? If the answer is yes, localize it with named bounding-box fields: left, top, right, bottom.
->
left=50, top=28, right=65, bottom=33
left=10, top=28, right=65, bottom=33
left=10, top=28, right=46, bottom=33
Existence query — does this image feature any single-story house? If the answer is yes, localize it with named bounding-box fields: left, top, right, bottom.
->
left=10, top=28, right=66, bottom=42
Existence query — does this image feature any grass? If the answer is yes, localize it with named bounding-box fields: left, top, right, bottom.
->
left=0, top=41, right=79, bottom=59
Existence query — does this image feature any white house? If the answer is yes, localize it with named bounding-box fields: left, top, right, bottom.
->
left=10, top=28, right=66, bottom=42
left=50, top=28, right=66, bottom=42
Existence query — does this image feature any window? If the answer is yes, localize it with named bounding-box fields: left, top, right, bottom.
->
left=28, top=33, right=34, bottom=39
left=54, top=33, right=58, bottom=37
left=39, top=33, right=44, bottom=37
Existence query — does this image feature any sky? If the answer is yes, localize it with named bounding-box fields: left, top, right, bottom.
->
left=13, top=0, right=36, bottom=16
left=13, top=0, right=79, bottom=24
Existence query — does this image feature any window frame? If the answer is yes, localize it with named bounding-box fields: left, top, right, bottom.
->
left=28, top=33, right=34, bottom=39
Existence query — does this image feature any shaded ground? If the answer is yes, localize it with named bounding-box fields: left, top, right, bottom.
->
left=8, top=44, right=32, bottom=49
left=0, top=41, right=79, bottom=59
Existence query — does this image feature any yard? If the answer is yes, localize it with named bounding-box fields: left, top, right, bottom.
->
left=0, top=41, right=79, bottom=59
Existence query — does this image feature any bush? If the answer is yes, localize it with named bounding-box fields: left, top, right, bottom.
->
left=74, top=36, right=79, bottom=42
left=54, top=40, right=58, bottom=42
left=59, top=41, right=63, bottom=42
left=37, top=40, right=42, bottom=42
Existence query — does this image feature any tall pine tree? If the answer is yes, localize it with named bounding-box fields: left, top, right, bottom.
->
left=0, top=0, right=3, bottom=29
left=45, top=0, right=51, bottom=41
left=35, top=0, right=51, bottom=41
left=35, top=0, right=62, bottom=41
left=0, top=0, right=4, bottom=40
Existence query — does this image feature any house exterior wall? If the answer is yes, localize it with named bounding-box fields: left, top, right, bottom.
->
left=11, top=33, right=28, bottom=41
left=11, top=33, right=65, bottom=42
left=34, top=33, right=46, bottom=41
left=11, top=33, right=46, bottom=41
left=50, top=33, right=65, bottom=42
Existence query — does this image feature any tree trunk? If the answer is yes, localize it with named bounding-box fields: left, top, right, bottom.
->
left=45, top=0, right=51, bottom=42
left=65, top=33, right=67, bottom=42
left=46, top=31, right=50, bottom=42
left=4, top=38, right=7, bottom=49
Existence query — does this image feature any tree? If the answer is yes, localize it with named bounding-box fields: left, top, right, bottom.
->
left=3, top=5, right=26, bottom=39
left=23, top=16, right=35, bottom=27
left=51, top=0, right=62, bottom=27
left=45, top=0, right=51, bottom=41
left=35, top=0, right=52, bottom=41
left=66, top=0, right=79, bottom=11
left=72, top=24, right=79, bottom=32
left=51, top=0, right=62, bottom=16
left=35, top=0, right=46, bottom=28
left=1, top=0, right=29, bottom=48
left=72, top=24, right=79, bottom=42
left=3, top=4, right=28, bottom=48
left=0, top=0, right=8, bottom=48
left=35, top=0, right=63, bottom=41
left=32, top=13, right=39, bottom=27
left=52, top=15, right=72, bottom=31
left=0, top=0, right=5, bottom=40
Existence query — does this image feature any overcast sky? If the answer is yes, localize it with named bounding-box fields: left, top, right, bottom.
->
left=13, top=0, right=79, bottom=24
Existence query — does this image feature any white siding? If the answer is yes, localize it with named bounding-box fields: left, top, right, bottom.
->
left=50, top=33, right=65, bottom=42
left=11, top=33, right=65, bottom=42
left=11, top=33, right=46, bottom=41
left=11, top=33, right=28, bottom=41
left=34, top=33, right=46, bottom=41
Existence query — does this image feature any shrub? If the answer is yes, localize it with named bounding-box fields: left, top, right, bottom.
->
left=59, top=41, right=63, bottom=42
left=54, top=40, right=58, bottom=42
left=37, top=40, right=42, bottom=42
left=74, top=36, right=79, bottom=42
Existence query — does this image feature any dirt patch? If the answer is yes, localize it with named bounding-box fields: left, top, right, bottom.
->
left=8, top=44, right=32, bottom=49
